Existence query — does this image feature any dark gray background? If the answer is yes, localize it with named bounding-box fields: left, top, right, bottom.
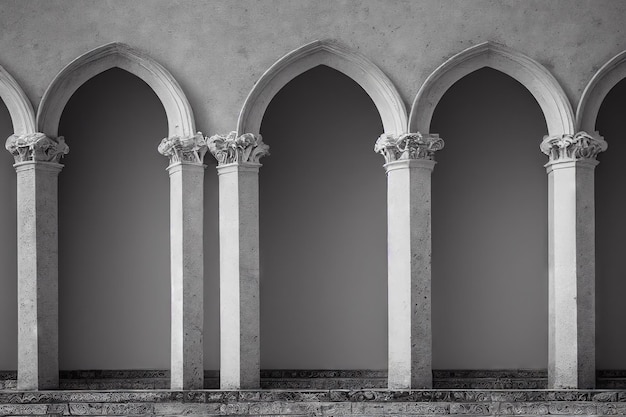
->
left=0, top=65, right=623, bottom=370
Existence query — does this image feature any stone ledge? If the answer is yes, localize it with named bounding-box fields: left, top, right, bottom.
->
left=0, top=391, right=625, bottom=416
left=1, top=369, right=625, bottom=391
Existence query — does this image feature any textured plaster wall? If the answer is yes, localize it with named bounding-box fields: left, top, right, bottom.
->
left=0, top=0, right=625, bottom=135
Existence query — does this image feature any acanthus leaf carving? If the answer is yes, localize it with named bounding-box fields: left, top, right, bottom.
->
left=158, top=132, right=208, bottom=164
left=5, top=132, right=69, bottom=163
left=540, top=131, right=607, bottom=162
left=374, top=132, right=444, bottom=164
left=207, top=131, right=270, bottom=165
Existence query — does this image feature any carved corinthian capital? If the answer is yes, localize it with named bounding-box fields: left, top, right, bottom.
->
left=158, top=132, right=208, bottom=165
left=374, top=132, right=444, bottom=164
left=207, top=131, right=270, bottom=165
left=5, top=133, right=69, bottom=164
left=540, top=131, right=607, bottom=162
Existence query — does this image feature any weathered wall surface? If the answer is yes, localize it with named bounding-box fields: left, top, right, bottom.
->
left=0, top=0, right=625, bottom=135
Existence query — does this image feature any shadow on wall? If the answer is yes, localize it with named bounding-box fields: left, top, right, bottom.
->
left=431, top=67, right=549, bottom=369
left=0, top=98, right=17, bottom=370
left=596, top=78, right=626, bottom=370
left=57, top=67, right=221, bottom=371
left=259, top=65, right=388, bottom=370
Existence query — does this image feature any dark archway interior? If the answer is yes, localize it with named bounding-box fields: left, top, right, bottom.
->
left=595, top=77, right=626, bottom=369
left=259, top=65, right=387, bottom=369
left=58, top=68, right=171, bottom=369
left=0, top=99, right=17, bottom=370
left=430, top=67, right=549, bottom=369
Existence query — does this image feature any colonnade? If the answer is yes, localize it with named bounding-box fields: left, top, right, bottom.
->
left=0, top=39, right=625, bottom=392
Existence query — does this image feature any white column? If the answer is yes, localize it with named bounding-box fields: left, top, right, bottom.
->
left=158, top=133, right=207, bottom=390
left=5, top=133, right=69, bottom=390
left=208, top=131, right=269, bottom=389
left=375, top=132, right=444, bottom=389
left=541, top=131, right=606, bottom=389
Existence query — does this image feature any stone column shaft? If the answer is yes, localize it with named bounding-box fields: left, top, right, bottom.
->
left=375, top=132, right=444, bottom=389
left=542, top=131, right=606, bottom=389
left=16, top=161, right=62, bottom=390
left=6, top=132, right=68, bottom=391
left=386, top=159, right=435, bottom=389
left=208, top=131, right=269, bottom=390
left=168, top=163, right=205, bottom=390
left=218, top=163, right=260, bottom=389
left=158, top=133, right=207, bottom=390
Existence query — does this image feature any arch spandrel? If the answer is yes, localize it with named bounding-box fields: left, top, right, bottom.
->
left=0, top=64, right=36, bottom=135
left=577, top=50, right=626, bottom=134
left=410, top=42, right=575, bottom=137
left=237, top=39, right=408, bottom=137
left=37, top=42, right=196, bottom=138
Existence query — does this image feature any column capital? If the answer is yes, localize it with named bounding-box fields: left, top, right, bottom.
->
left=207, top=131, right=270, bottom=165
left=5, top=133, right=69, bottom=164
left=158, top=132, right=208, bottom=166
left=540, top=131, right=607, bottom=165
left=374, top=132, right=444, bottom=164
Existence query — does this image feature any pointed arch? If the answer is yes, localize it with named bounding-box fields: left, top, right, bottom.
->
left=0, top=64, right=36, bottom=135
left=237, top=39, right=407, bottom=136
left=37, top=42, right=195, bottom=138
left=409, top=42, right=575, bottom=137
left=577, top=50, right=626, bottom=133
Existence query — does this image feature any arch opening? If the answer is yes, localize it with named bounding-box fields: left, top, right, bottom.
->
left=0, top=97, right=17, bottom=370
left=37, top=43, right=195, bottom=139
left=410, top=42, right=574, bottom=137
left=58, top=68, right=170, bottom=370
left=238, top=40, right=407, bottom=137
left=259, top=65, right=387, bottom=371
left=595, top=78, right=626, bottom=370
left=578, top=50, right=626, bottom=134
left=430, top=67, right=548, bottom=370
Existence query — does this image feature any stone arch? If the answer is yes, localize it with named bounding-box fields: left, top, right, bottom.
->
left=0, top=64, right=36, bottom=135
left=37, top=42, right=195, bottom=138
left=409, top=41, right=575, bottom=136
left=237, top=39, right=407, bottom=136
left=577, top=50, right=626, bottom=133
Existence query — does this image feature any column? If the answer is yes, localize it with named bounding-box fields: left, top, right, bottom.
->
left=374, top=132, right=444, bottom=389
left=5, top=133, right=69, bottom=390
left=158, top=133, right=207, bottom=390
left=541, top=131, right=606, bottom=389
left=207, top=131, right=269, bottom=389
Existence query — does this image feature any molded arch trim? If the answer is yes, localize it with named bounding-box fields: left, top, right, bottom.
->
left=577, top=50, right=626, bottom=133
left=37, top=42, right=195, bottom=138
left=409, top=42, right=575, bottom=137
left=237, top=39, right=408, bottom=136
left=0, top=64, right=36, bottom=135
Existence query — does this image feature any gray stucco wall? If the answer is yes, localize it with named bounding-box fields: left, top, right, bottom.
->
left=0, top=0, right=625, bottom=135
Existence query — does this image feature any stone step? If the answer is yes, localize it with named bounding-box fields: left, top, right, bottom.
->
left=0, top=389, right=625, bottom=416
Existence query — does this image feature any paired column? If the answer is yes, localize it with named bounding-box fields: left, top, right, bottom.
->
left=541, top=131, right=606, bottom=389
left=374, top=132, right=444, bottom=389
left=208, top=131, right=269, bottom=389
left=5, top=133, right=69, bottom=390
left=158, top=133, right=207, bottom=390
